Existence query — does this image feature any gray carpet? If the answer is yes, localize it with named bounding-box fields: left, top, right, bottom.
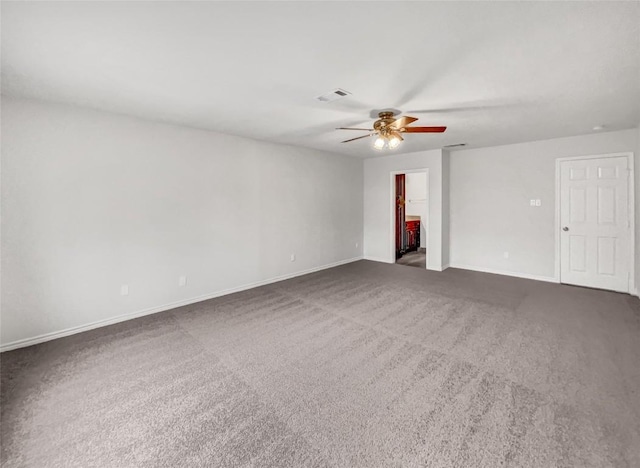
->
left=396, top=250, right=426, bottom=269
left=2, top=260, right=640, bottom=467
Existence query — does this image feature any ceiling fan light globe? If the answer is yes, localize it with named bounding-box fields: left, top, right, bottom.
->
left=388, top=136, right=401, bottom=149
left=374, top=137, right=386, bottom=149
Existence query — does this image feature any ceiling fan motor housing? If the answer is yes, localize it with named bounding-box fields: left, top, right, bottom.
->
left=373, top=112, right=398, bottom=135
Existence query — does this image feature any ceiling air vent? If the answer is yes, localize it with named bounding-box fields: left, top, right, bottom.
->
left=316, top=88, right=351, bottom=102
left=443, top=143, right=467, bottom=148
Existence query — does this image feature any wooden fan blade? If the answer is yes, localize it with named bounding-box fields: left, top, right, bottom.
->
left=402, top=126, right=447, bottom=133
left=341, top=133, right=375, bottom=143
left=391, top=116, right=418, bottom=129
left=336, top=127, right=374, bottom=131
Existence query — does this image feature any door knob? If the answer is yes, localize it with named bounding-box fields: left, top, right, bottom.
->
left=562, top=226, right=569, bottom=232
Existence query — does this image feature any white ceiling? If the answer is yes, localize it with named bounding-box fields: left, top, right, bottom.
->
left=2, top=1, right=639, bottom=158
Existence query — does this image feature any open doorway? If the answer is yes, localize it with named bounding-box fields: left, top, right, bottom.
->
left=395, top=171, right=428, bottom=269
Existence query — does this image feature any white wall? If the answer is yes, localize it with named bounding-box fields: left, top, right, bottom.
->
left=636, top=123, right=640, bottom=293
left=404, top=172, right=427, bottom=249
left=442, top=150, right=451, bottom=267
left=363, top=149, right=448, bottom=270
left=450, top=129, right=638, bottom=281
left=1, top=97, right=364, bottom=348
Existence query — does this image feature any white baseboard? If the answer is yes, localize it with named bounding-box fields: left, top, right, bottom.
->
left=448, top=263, right=558, bottom=283
left=0, top=256, right=363, bottom=353
left=363, top=255, right=393, bottom=264
left=366, top=256, right=450, bottom=271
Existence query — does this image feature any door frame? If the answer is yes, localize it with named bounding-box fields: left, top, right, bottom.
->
left=389, top=168, right=429, bottom=268
left=554, top=151, right=635, bottom=293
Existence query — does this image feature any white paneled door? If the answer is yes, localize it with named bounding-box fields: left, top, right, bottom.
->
left=560, top=156, right=631, bottom=292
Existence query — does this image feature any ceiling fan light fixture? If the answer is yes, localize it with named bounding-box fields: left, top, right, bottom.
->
left=374, top=136, right=386, bottom=149
left=388, top=136, right=401, bottom=149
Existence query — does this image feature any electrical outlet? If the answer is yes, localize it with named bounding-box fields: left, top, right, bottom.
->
left=290, top=253, right=296, bottom=262
left=179, top=276, right=187, bottom=287
left=535, top=199, right=541, bottom=207
left=120, top=284, right=129, bottom=296
left=530, top=199, right=536, bottom=206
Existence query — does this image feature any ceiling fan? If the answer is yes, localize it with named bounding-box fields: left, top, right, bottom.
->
left=337, top=111, right=446, bottom=149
